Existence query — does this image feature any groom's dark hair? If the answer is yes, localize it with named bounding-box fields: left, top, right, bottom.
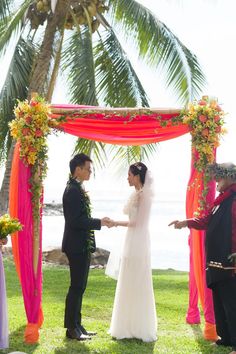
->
left=70, top=153, right=92, bottom=174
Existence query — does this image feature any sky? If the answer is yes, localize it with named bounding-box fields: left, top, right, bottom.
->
left=1, top=0, right=236, bottom=209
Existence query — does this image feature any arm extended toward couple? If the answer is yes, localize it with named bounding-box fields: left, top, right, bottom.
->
left=168, top=162, right=236, bottom=354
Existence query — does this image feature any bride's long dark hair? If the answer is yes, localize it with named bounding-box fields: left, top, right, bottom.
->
left=129, top=162, right=148, bottom=185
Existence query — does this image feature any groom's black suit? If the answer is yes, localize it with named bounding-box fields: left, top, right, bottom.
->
left=62, top=178, right=101, bottom=330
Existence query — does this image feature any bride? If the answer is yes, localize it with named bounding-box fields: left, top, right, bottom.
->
left=0, top=237, right=9, bottom=349
left=106, top=162, right=157, bottom=342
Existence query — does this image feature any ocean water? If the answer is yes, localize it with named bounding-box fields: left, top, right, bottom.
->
left=42, top=199, right=190, bottom=271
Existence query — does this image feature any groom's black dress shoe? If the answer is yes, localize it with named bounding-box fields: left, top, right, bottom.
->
left=66, top=328, right=91, bottom=341
left=215, top=339, right=231, bottom=347
left=80, top=325, right=97, bottom=336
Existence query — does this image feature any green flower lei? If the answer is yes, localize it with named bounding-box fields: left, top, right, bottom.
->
left=83, top=191, right=96, bottom=253
left=75, top=181, right=95, bottom=254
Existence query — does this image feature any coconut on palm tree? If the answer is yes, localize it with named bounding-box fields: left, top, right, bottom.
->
left=0, top=0, right=206, bottom=213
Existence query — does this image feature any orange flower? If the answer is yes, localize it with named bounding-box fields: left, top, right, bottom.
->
left=202, top=128, right=209, bottom=137
left=22, top=127, right=31, bottom=136
left=29, top=146, right=37, bottom=152
left=25, top=116, right=32, bottom=124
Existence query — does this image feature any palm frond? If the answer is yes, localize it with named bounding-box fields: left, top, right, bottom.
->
left=95, top=28, right=149, bottom=107
left=73, top=138, right=108, bottom=170
left=108, top=0, right=206, bottom=103
left=107, top=143, right=159, bottom=174
left=0, top=37, right=37, bottom=163
left=62, top=26, right=97, bottom=105
left=0, top=0, right=32, bottom=56
left=0, top=0, right=13, bottom=20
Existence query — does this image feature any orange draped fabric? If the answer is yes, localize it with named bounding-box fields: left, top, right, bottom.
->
left=186, top=149, right=217, bottom=340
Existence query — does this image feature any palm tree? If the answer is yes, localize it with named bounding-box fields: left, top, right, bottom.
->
left=0, top=0, right=206, bottom=213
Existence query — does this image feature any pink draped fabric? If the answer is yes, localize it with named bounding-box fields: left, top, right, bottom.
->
left=50, top=104, right=190, bottom=145
left=15, top=157, right=43, bottom=342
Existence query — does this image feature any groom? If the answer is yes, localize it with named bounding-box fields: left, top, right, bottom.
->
left=62, top=153, right=110, bottom=341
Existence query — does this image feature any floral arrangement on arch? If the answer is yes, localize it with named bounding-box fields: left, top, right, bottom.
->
left=9, top=96, right=59, bottom=168
left=9, top=95, right=60, bottom=219
left=182, top=96, right=226, bottom=210
left=182, top=95, right=226, bottom=172
left=0, top=214, right=22, bottom=240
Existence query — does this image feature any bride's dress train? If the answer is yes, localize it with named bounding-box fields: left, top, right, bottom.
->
left=107, top=183, right=157, bottom=342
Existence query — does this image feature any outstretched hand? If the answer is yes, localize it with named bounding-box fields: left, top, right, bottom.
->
left=168, top=220, right=188, bottom=229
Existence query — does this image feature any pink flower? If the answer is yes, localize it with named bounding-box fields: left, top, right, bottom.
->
left=35, top=129, right=43, bottom=137
left=215, top=126, right=221, bottom=133
left=30, top=100, right=38, bottom=107
left=199, top=115, right=207, bottom=123
left=216, top=105, right=222, bottom=112
left=214, top=115, right=220, bottom=122
left=198, top=100, right=207, bottom=106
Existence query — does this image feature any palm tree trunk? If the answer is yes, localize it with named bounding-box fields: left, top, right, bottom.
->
left=0, top=0, right=70, bottom=214
left=28, top=0, right=70, bottom=97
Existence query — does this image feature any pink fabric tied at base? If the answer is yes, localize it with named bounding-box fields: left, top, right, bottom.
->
left=17, top=158, right=43, bottom=341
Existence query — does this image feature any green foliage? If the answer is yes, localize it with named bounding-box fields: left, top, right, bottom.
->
left=109, top=0, right=206, bottom=103
left=94, top=29, right=149, bottom=107
left=3, top=259, right=229, bottom=353
left=0, top=0, right=207, bottom=172
left=62, top=27, right=98, bottom=106
left=0, top=37, right=37, bottom=163
left=0, top=0, right=32, bottom=55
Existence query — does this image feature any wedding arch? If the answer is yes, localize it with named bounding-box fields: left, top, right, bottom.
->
left=8, top=95, right=225, bottom=343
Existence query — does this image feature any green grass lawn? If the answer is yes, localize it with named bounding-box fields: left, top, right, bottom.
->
left=2, top=258, right=231, bottom=354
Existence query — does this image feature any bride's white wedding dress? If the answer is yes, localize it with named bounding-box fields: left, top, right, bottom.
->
left=107, top=174, right=157, bottom=342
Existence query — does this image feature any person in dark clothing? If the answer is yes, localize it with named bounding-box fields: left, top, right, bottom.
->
left=169, top=162, right=236, bottom=354
left=62, top=153, right=110, bottom=341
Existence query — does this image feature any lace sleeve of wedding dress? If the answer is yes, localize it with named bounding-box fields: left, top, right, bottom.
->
left=105, top=170, right=154, bottom=280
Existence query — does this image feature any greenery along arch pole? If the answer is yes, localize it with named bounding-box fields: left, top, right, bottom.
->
left=8, top=95, right=225, bottom=343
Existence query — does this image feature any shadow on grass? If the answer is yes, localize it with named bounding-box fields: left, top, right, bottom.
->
left=189, top=324, right=230, bottom=354
left=106, top=338, right=156, bottom=354
left=54, top=338, right=91, bottom=354
left=189, top=324, right=208, bottom=352
left=7, top=325, right=39, bottom=353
